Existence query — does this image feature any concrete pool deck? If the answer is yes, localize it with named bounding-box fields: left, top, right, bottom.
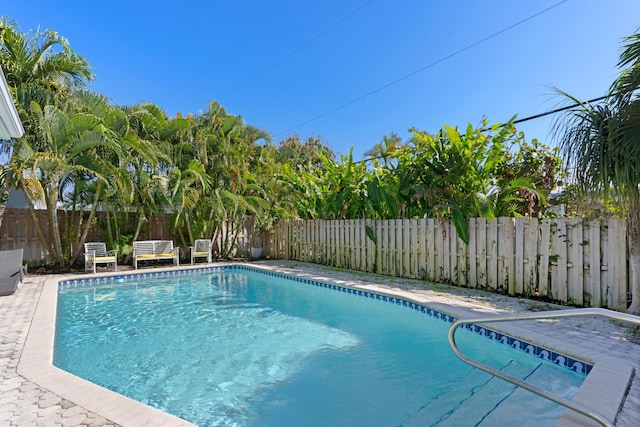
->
left=1, top=260, right=639, bottom=426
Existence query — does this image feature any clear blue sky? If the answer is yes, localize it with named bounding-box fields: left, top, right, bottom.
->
left=3, top=0, right=640, bottom=158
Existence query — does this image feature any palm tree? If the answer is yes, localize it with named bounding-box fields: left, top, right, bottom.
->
left=116, top=103, right=171, bottom=245
left=10, top=91, right=122, bottom=267
left=167, top=159, right=210, bottom=249
left=0, top=19, right=92, bottom=108
left=553, top=30, right=640, bottom=315
left=0, top=19, right=93, bottom=230
left=363, top=132, right=404, bottom=166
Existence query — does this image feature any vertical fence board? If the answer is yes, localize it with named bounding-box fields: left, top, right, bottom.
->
left=409, top=219, right=418, bottom=278
left=538, top=220, right=551, bottom=297
left=477, top=218, right=487, bottom=289
left=336, top=219, right=340, bottom=267
left=487, top=219, right=498, bottom=291
left=360, top=219, right=367, bottom=271
left=441, top=220, right=450, bottom=283
left=426, top=219, right=436, bottom=281
left=403, top=218, right=411, bottom=278
left=468, top=218, right=477, bottom=288
left=388, top=219, right=395, bottom=276
left=392, top=219, right=400, bottom=277
left=418, top=219, right=427, bottom=279
left=324, top=220, right=330, bottom=266
left=457, top=227, right=466, bottom=286
left=514, top=218, right=525, bottom=295
left=379, top=221, right=387, bottom=275
left=608, top=219, right=628, bottom=311
left=303, top=220, right=309, bottom=262
left=375, top=220, right=383, bottom=274
left=343, top=219, right=349, bottom=268
left=587, top=220, right=601, bottom=307
left=567, top=218, right=584, bottom=305
left=617, top=220, right=628, bottom=311
left=351, top=220, right=357, bottom=270
left=354, top=220, right=361, bottom=271
left=600, top=219, right=610, bottom=307
left=552, top=218, right=568, bottom=302
left=313, top=220, right=320, bottom=263
left=336, top=220, right=343, bottom=268
left=523, top=218, right=538, bottom=296
left=496, top=218, right=513, bottom=293
left=447, top=221, right=456, bottom=284
left=335, top=219, right=341, bottom=267
left=387, top=219, right=394, bottom=276
left=435, top=220, right=445, bottom=283
left=302, top=218, right=307, bottom=261
left=607, top=218, right=619, bottom=309
left=365, top=219, right=373, bottom=272
left=317, top=220, right=324, bottom=263
left=347, top=220, right=352, bottom=268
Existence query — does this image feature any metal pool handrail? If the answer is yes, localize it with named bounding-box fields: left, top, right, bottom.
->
left=448, top=307, right=640, bottom=427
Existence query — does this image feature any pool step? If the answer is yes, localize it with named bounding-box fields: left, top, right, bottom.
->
left=436, top=360, right=539, bottom=426
left=401, top=360, right=534, bottom=427
left=477, top=363, right=581, bottom=426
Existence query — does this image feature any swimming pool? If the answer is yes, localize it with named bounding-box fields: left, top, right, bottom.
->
left=54, top=266, right=587, bottom=426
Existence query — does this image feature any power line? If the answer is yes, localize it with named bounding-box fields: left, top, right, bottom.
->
left=511, top=95, right=607, bottom=125
left=221, top=0, right=375, bottom=101
left=354, top=94, right=609, bottom=165
left=275, top=0, right=568, bottom=139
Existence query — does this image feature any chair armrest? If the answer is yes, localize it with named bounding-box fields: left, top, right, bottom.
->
left=107, top=250, right=118, bottom=257
left=85, top=250, right=96, bottom=259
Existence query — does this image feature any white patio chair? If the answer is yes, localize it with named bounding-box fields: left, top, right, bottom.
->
left=84, top=242, right=117, bottom=274
left=190, top=239, right=212, bottom=264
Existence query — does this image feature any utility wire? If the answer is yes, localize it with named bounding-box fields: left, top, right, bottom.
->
left=511, top=95, right=606, bottom=125
left=221, top=0, right=375, bottom=101
left=353, top=94, right=609, bottom=165
left=275, top=0, right=568, bottom=139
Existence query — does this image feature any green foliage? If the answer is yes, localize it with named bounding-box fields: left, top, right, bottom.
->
left=276, top=135, right=335, bottom=171
left=0, top=18, right=568, bottom=265
left=451, top=208, right=470, bottom=245
left=364, top=225, right=377, bottom=244
left=276, top=118, right=563, bottom=243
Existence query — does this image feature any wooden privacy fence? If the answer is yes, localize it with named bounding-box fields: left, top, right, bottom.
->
left=0, top=209, right=256, bottom=263
left=263, top=218, right=630, bottom=312
left=0, top=209, right=173, bottom=262
left=1, top=208, right=630, bottom=312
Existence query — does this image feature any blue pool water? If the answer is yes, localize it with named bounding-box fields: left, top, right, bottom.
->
left=54, top=268, right=585, bottom=426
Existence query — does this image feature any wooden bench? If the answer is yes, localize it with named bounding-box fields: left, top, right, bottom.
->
left=132, top=240, right=180, bottom=269
left=84, top=242, right=117, bottom=274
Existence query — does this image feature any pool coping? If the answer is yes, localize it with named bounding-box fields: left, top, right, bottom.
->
left=17, top=262, right=636, bottom=427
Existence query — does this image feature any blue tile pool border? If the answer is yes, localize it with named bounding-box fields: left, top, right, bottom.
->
left=58, top=265, right=592, bottom=375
